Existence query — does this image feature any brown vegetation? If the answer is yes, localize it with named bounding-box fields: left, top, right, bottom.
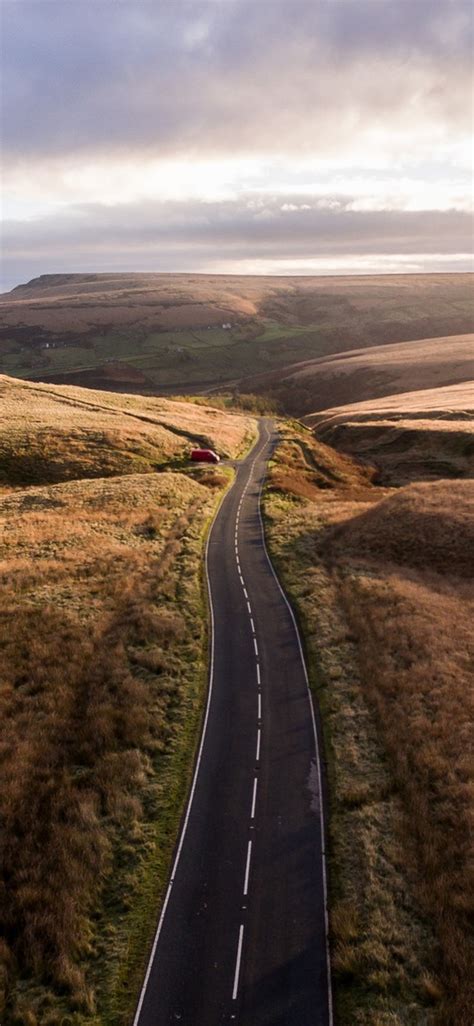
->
left=328, top=479, right=474, bottom=576
left=264, top=427, right=473, bottom=1025
left=0, top=472, right=221, bottom=1025
left=267, top=422, right=374, bottom=502
left=0, top=374, right=254, bottom=1023
left=0, top=374, right=255, bottom=487
left=309, top=380, right=474, bottom=485
left=284, top=333, right=474, bottom=416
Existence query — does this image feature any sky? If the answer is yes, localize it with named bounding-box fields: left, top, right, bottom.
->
left=1, top=0, right=473, bottom=290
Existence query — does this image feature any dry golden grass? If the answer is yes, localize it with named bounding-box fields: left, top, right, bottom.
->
left=309, top=381, right=474, bottom=486
left=268, top=421, right=374, bottom=501
left=0, top=372, right=254, bottom=1023
left=0, top=471, right=223, bottom=1025
left=0, top=373, right=253, bottom=1024
left=0, top=374, right=255, bottom=487
left=2, top=272, right=471, bottom=333
left=332, top=565, right=474, bottom=1024
left=307, top=379, right=474, bottom=428
left=263, top=429, right=473, bottom=1025
left=328, top=480, right=474, bottom=577
left=296, top=334, right=474, bottom=418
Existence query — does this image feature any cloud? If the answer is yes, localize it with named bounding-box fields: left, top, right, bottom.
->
left=2, top=0, right=472, bottom=162
left=1, top=0, right=472, bottom=285
left=4, top=194, right=472, bottom=270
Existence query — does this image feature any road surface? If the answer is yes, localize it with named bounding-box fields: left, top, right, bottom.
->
left=133, top=418, right=332, bottom=1026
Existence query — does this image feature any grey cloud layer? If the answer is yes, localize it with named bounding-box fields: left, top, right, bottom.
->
left=5, top=196, right=471, bottom=261
left=2, top=0, right=472, bottom=159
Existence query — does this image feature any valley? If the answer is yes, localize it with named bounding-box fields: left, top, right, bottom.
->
left=1, top=273, right=472, bottom=399
left=0, top=271, right=472, bottom=1026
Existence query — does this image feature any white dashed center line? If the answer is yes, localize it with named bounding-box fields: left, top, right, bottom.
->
left=232, top=924, right=245, bottom=1001
left=230, top=428, right=273, bottom=1006
left=243, top=840, right=253, bottom=896
left=251, top=777, right=258, bottom=819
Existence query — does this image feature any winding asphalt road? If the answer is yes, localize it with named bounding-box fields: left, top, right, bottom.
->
left=133, top=419, right=332, bottom=1026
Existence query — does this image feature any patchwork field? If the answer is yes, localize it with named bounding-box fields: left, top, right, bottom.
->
left=264, top=425, right=473, bottom=1026
left=0, top=272, right=472, bottom=398
left=0, top=377, right=256, bottom=1025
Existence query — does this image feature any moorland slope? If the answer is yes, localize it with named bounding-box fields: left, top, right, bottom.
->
left=261, top=333, right=474, bottom=415
left=0, top=272, right=472, bottom=397
left=264, top=428, right=474, bottom=1026
left=0, top=375, right=256, bottom=1026
left=0, top=374, right=254, bottom=487
left=308, top=380, right=474, bottom=484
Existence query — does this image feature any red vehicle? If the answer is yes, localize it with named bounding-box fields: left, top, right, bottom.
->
left=190, top=448, right=220, bottom=464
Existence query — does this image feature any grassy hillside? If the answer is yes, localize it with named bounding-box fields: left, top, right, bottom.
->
left=0, top=377, right=256, bottom=1025
left=263, top=426, right=473, bottom=1026
left=267, top=333, right=474, bottom=415
left=309, top=380, right=474, bottom=485
left=0, top=272, right=472, bottom=397
left=0, top=375, right=255, bottom=488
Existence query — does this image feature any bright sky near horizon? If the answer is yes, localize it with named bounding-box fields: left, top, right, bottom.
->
left=1, top=0, right=473, bottom=290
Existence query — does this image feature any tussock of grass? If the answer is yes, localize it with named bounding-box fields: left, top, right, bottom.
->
left=0, top=471, right=223, bottom=1024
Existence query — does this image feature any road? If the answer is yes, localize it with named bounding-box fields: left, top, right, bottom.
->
left=133, top=418, right=332, bottom=1026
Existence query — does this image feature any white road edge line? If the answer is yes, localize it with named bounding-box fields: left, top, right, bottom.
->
left=232, top=924, right=245, bottom=1001
left=131, top=428, right=269, bottom=1026
left=243, top=840, right=253, bottom=895
left=256, top=426, right=334, bottom=1026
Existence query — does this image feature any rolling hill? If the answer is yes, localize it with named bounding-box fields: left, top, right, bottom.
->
left=259, top=333, right=474, bottom=415
left=307, top=380, right=474, bottom=484
left=0, top=272, right=472, bottom=397
left=0, top=373, right=257, bottom=1025
left=0, top=374, right=255, bottom=487
left=264, top=431, right=474, bottom=1026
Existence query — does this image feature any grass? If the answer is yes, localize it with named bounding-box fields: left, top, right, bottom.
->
left=0, top=472, right=225, bottom=1025
left=314, top=412, right=474, bottom=486
left=262, top=425, right=473, bottom=1025
left=0, top=375, right=254, bottom=1024
left=284, top=333, right=474, bottom=418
